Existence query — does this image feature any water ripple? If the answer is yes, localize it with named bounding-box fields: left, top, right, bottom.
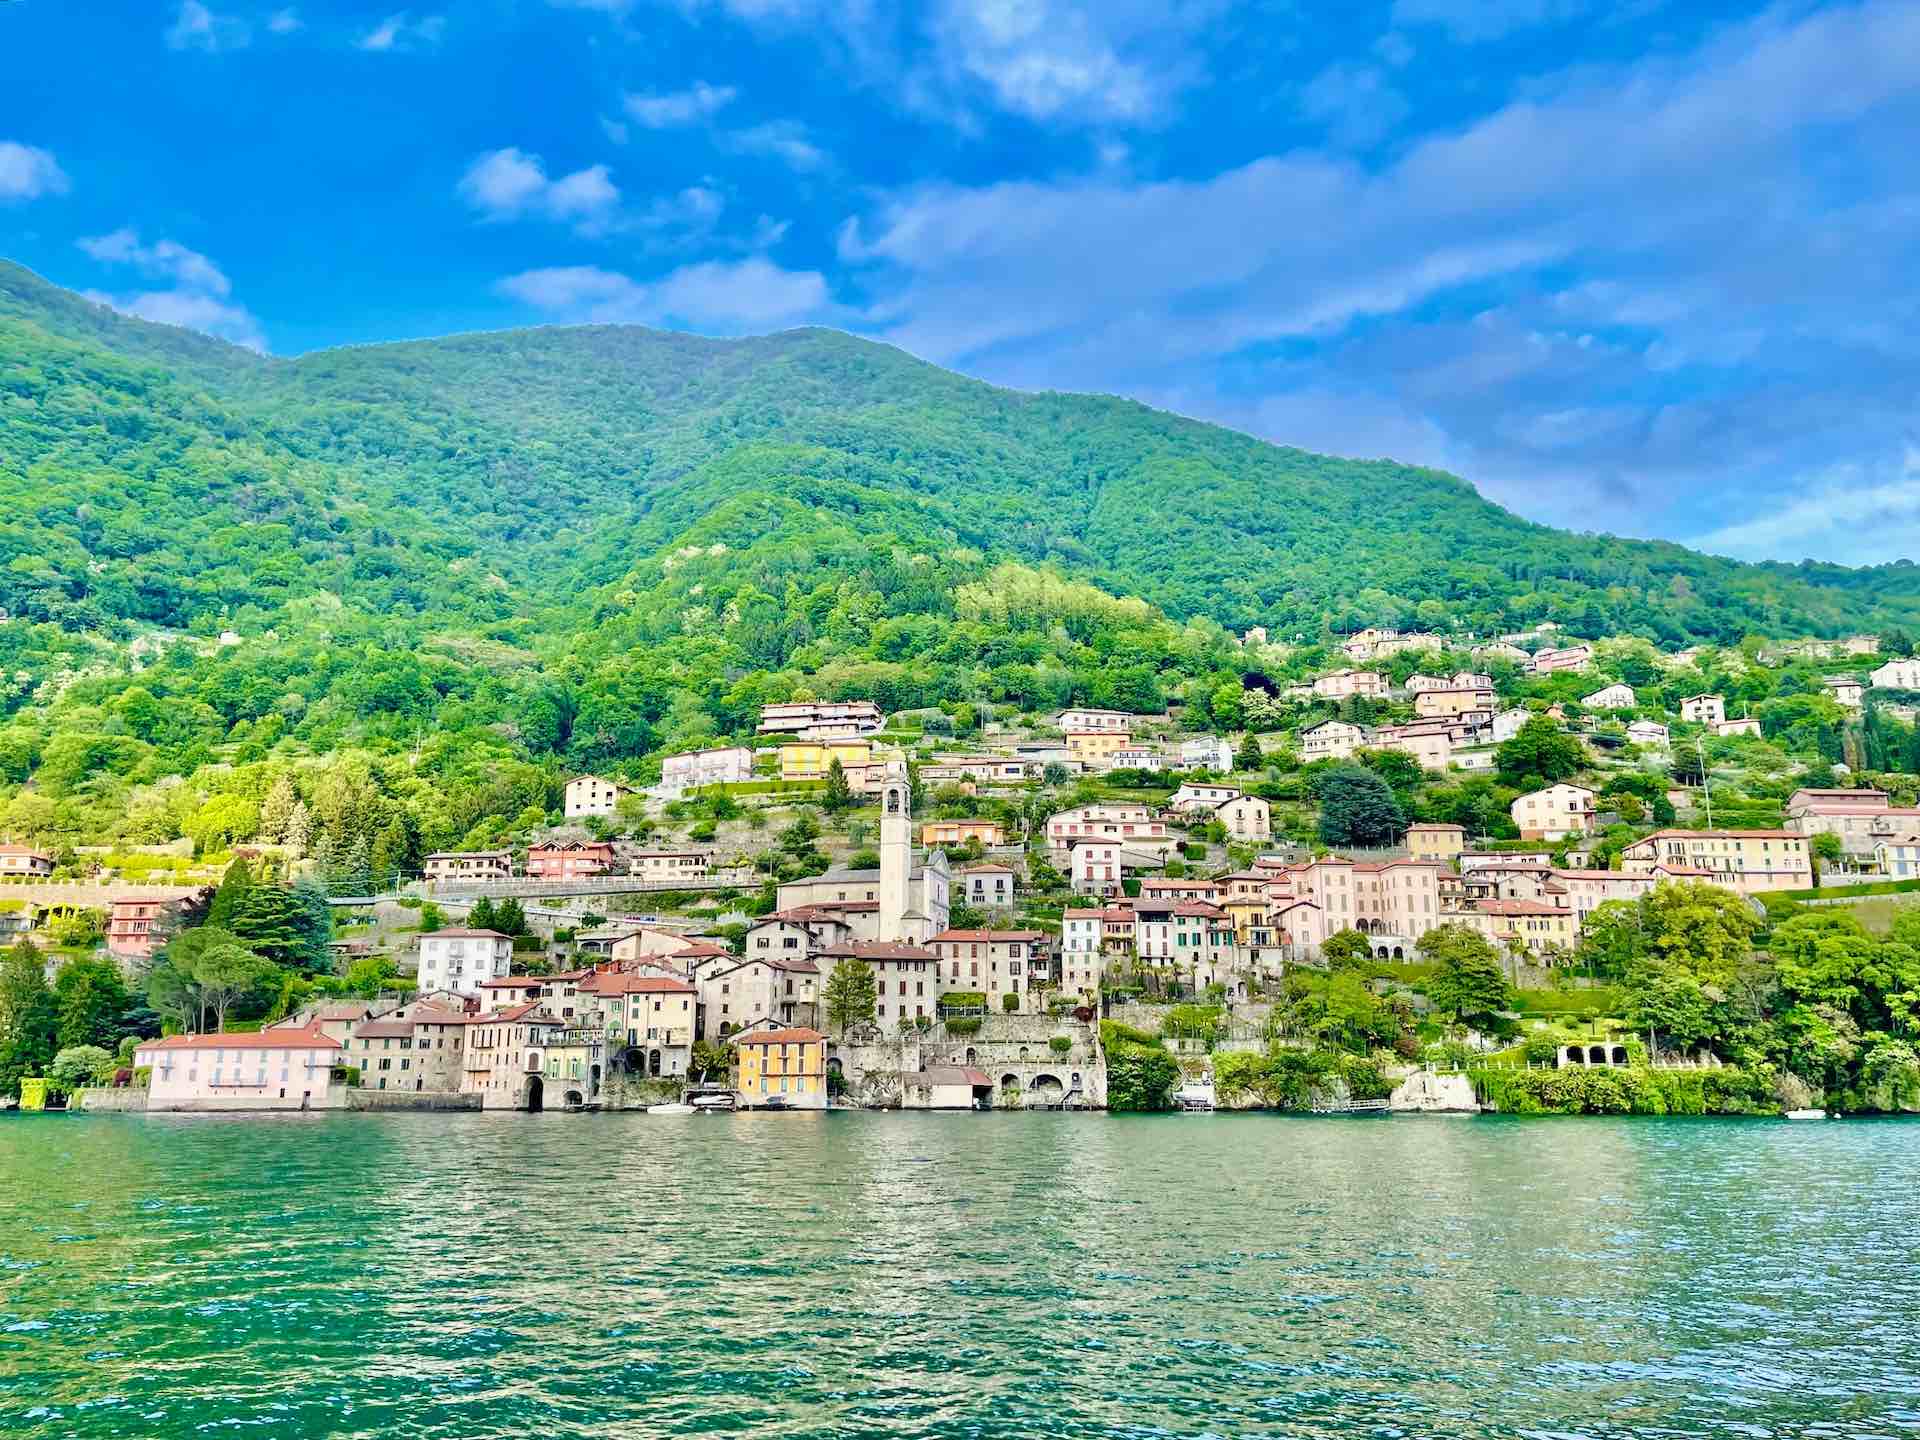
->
left=1, top=1113, right=1917, bottom=1437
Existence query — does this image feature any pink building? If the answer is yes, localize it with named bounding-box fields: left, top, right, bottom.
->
left=525, top=841, right=616, bottom=879
left=135, top=1027, right=344, bottom=1110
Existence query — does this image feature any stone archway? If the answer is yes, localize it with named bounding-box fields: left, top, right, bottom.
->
left=1587, top=1045, right=1608, bottom=1064
left=525, top=1074, right=545, bottom=1112
left=1027, top=1073, right=1064, bottom=1106
left=1562, top=1047, right=1584, bottom=1065
left=564, top=1089, right=585, bottom=1109
left=1610, top=1046, right=1628, bottom=1065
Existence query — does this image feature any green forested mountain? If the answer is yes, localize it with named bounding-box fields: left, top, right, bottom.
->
left=4, top=255, right=1920, bottom=847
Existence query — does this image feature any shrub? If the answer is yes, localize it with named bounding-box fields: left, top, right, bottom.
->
left=1105, top=1042, right=1180, bottom=1111
left=1100, top=1019, right=1161, bottom=1048
left=1049, top=1035, right=1072, bottom=1055
left=1002, top=992, right=1020, bottom=1012
left=944, top=1017, right=982, bottom=1037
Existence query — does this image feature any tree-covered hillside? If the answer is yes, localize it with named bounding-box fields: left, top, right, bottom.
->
left=5, top=254, right=1920, bottom=848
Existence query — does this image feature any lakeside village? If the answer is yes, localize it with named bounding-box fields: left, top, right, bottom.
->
left=9, top=622, right=1920, bottom=1118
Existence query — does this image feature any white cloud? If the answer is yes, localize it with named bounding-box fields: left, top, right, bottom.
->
left=457, top=148, right=621, bottom=231
left=165, top=0, right=251, bottom=52
left=497, top=256, right=830, bottom=331
left=623, top=81, right=738, bottom=128
left=359, top=12, right=445, bottom=51
left=0, top=142, right=69, bottom=203
left=1693, top=446, right=1920, bottom=563
left=76, top=229, right=265, bottom=351
left=268, top=9, right=303, bottom=33
left=834, top=3, right=1920, bottom=548
left=78, top=228, right=233, bottom=295
left=1298, top=62, right=1410, bottom=149
left=930, top=0, right=1152, bottom=122
left=723, top=120, right=827, bottom=171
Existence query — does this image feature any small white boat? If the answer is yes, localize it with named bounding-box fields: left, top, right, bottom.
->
left=1784, top=1107, right=1828, bottom=1120
left=647, top=1102, right=695, bottom=1115
left=690, top=1093, right=738, bottom=1111
left=1174, top=1082, right=1217, bottom=1112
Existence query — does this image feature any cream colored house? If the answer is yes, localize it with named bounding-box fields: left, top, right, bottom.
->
left=1581, top=683, right=1636, bottom=710
left=1679, top=694, right=1725, bottom=724
left=1511, top=784, right=1596, bottom=841
left=564, top=774, right=634, bottom=818
left=1301, top=719, right=1368, bottom=761
left=1619, top=830, right=1812, bottom=894
left=1415, top=687, right=1495, bottom=719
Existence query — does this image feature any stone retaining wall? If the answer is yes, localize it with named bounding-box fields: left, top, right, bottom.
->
left=76, top=1088, right=149, bottom=1114
left=343, top=1089, right=482, bottom=1112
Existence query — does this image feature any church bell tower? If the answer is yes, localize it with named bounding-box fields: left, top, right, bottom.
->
left=878, top=762, right=910, bottom=941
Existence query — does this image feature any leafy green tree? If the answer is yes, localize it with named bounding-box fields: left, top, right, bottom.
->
left=689, top=1038, right=732, bottom=1081
left=52, top=957, right=132, bottom=1051
left=1496, top=716, right=1586, bottom=788
left=1314, top=765, right=1406, bottom=847
left=1104, top=1039, right=1180, bottom=1111
left=343, top=956, right=401, bottom=999
left=1321, top=928, right=1374, bottom=971
left=823, top=956, right=878, bottom=1035
left=467, top=896, right=497, bottom=931
left=1419, top=924, right=1513, bottom=1030
left=494, top=898, right=527, bottom=937
left=0, top=942, right=59, bottom=1099
left=193, top=943, right=281, bottom=1031
left=1614, top=882, right=1761, bottom=1054
left=1235, top=732, right=1265, bottom=773
left=48, top=1044, right=116, bottom=1094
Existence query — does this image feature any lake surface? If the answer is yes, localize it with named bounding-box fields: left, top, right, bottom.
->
left=2, top=1112, right=1916, bottom=1438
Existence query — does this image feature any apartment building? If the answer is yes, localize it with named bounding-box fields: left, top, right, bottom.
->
left=1619, top=830, right=1812, bottom=894
left=1301, top=719, right=1368, bottom=762
left=658, top=745, right=755, bottom=796
left=756, top=700, right=885, bottom=739
left=928, top=929, right=1042, bottom=1013
left=1679, top=694, right=1726, bottom=724
left=563, top=774, right=634, bottom=819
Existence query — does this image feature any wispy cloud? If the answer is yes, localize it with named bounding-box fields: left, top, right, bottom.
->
left=1694, top=446, right=1920, bottom=564
left=164, top=0, right=253, bottom=52
left=1390, top=0, right=1594, bottom=43
left=457, top=148, right=620, bottom=232
left=267, top=9, right=303, bottom=34
left=623, top=81, right=738, bottom=128
left=722, top=120, right=827, bottom=171
left=0, top=141, right=69, bottom=202
left=76, top=228, right=266, bottom=351
left=836, top=3, right=1920, bottom=546
left=359, top=12, right=444, bottom=52
left=497, top=256, right=830, bottom=331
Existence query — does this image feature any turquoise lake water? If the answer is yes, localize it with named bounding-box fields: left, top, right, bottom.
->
left=2, top=1111, right=1916, bottom=1438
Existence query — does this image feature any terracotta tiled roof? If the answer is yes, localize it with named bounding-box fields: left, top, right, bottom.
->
left=928, top=929, right=1043, bottom=942
left=583, top=973, right=696, bottom=995
left=424, top=928, right=510, bottom=939
left=815, top=940, right=941, bottom=961
left=732, top=1027, right=825, bottom=1046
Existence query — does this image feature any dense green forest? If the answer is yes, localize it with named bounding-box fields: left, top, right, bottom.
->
left=7, top=255, right=1920, bottom=851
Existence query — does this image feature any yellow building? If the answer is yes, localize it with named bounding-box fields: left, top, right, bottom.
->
left=778, top=740, right=875, bottom=788
left=921, top=819, right=1006, bottom=847
left=1405, top=823, right=1466, bottom=863
left=734, top=1027, right=827, bottom=1110
left=1065, top=730, right=1133, bottom=768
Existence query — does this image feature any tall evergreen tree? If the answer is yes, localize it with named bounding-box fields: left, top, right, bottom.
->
left=206, top=858, right=254, bottom=929
left=0, top=941, right=59, bottom=1099
left=467, top=896, right=498, bottom=932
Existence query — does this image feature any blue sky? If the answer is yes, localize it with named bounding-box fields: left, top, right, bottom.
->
left=4, top=1, right=1919, bottom=565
